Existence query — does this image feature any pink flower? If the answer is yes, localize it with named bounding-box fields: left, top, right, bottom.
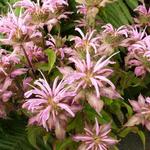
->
left=98, top=24, right=128, bottom=55
left=10, top=68, right=27, bottom=78
left=23, top=42, right=45, bottom=62
left=77, top=4, right=88, bottom=15
left=101, top=24, right=128, bottom=37
left=71, top=28, right=100, bottom=53
left=122, top=26, right=146, bottom=47
left=47, top=35, right=73, bottom=59
left=23, top=77, right=33, bottom=91
left=125, top=94, right=150, bottom=131
left=23, top=73, right=81, bottom=138
left=59, top=51, right=121, bottom=113
left=14, top=0, right=69, bottom=31
left=0, top=49, right=27, bottom=78
left=42, top=0, right=68, bottom=12
left=125, top=38, right=150, bottom=76
left=134, top=4, right=150, bottom=15
left=0, top=9, right=32, bottom=45
left=73, top=118, right=118, bottom=150
left=69, top=51, right=118, bottom=97
left=134, top=4, right=150, bottom=25
left=0, top=77, right=13, bottom=102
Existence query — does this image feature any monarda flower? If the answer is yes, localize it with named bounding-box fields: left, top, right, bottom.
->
left=71, top=28, right=100, bottom=54
left=23, top=42, right=45, bottom=62
left=0, top=50, right=26, bottom=78
left=0, top=9, right=32, bottom=45
left=134, top=4, right=150, bottom=26
left=23, top=74, right=81, bottom=139
left=125, top=37, right=150, bottom=77
left=42, top=0, right=68, bottom=12
left=98, top=24, right=128, bottom=56
left=0, top=77, right=13, bottom=102
left=47, top=35, right=73, bottom=59
left=122, top=25, right=146, bottom=47
left=73, top=118, right=118, bottom=150
left=60, top=51, right=121, bottom=113
left=14, top=0, right=68, bottom=31
left=125, top=94, right=150, bottom=131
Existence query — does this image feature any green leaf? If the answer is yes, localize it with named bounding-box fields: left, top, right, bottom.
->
left=44, top=49, right=56, bottom=74
left=27, top=125, right=45, bottom=149
left=0, top=118, right=33, bottom=150
left=55, top=138, right=74, bottom=150
left=121, top=101, right=133, bottom=117
left=119, top=127, right=133, bottom=138
left=118, top=0, right=133, bottom=24
left=137, top=130, right=146, bottom=150
left=67, top=112, right=84, bottom=132
left=124, top=0, right=138, bottom=9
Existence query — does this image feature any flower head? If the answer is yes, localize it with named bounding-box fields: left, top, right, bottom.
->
left=125, top=37, right=150, bottom=76
left=69, top=51, right=118, bottom=97
left=14, top=0, right=69, bottom=31
left=23, top=74, right=81, bottom=138
left=98, top=24, right=128, bottom=56
left=121, top=25, right=147, bottom=48
left=0, top=7, right=32, bottom=45
left=71, top=28, right=100, bottom=53
left=0, top=77, right=13, bottom=102
left=23, top=42, right=45, bottom=62
left=73, top=118, right=118, bottom=150
left=60, top=51, right=120, bottom=113
left=125, top=94, right=150, bottom=131
left=134, top=4, right=150, bottom=26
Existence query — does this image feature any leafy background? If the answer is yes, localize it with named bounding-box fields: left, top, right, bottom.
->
left=0, top=0, right=150, bottom=150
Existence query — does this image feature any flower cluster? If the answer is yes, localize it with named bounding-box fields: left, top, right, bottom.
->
left=1, top=0, right=150, bottom=149
left=73, top=118, right=118, bottom=150
left=125, top=94, right=150, bottom=131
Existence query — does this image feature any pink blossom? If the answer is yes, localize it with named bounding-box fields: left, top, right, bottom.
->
left=73, top=118, right=118, bottom=150
left=42, top=0, right=68, bottom=12
left=98, top=24, right=128, bottom=55
left=59, top=51, right=121, bottom=113
left=0, top=50, right=21, bottom=77
left=134, top=4, right=150, bottom=25
left=125, top=38, right=150, bottom=76
left=0, top=77, right=13, bottom=102
left=101, top=24, right=128, bottom=37
left=122, top=26, right=146, bottom=47
left=0, top=9, right=32, bottom=45
left=77, top=4, right=88, bottom=15
left=125, top=94, right=150, bottom=131
left=71, top=28, right=100, bottom=53
left=23, top=77, right=33, bottom=91
left=69, top=51, right=118, bottom=97
left=23, top=42, right=45, bottom=62
left=134, top=4, right=150, bottom=15
left=23, top=74, right=81, bottom=138
left=14, top=0, right=69, bottom=31
left=10, top=68, right=27, bottom=78
left=47, top=35, right=73, bottom=59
